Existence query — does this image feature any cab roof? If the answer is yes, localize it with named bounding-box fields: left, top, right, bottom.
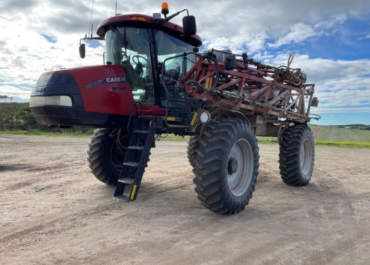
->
left=97, top=14, right=202, bottom=47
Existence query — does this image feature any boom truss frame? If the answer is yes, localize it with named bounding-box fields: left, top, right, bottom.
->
left=183, top=50, right=319, bottom=123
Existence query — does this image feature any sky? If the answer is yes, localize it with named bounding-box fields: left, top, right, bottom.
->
left=0, top=0, right=370, bottom=125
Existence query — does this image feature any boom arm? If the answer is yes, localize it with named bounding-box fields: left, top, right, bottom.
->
left=183, top=50, right=319, bottom=123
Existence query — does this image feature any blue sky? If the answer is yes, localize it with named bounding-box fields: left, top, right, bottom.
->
left=257, top=16, right=370, bottom=125
left=314, top=112, right=370, bottom=125
left=0, top=0, right=369, bottom=125
left=267, top=17, right=370, bottom=61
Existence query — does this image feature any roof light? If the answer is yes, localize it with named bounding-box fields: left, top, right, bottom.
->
left=130, top=16, right=147, bottom=22
left=161, top=2, right=169, bottom=17
left=153, top=13, right=161, bottom=19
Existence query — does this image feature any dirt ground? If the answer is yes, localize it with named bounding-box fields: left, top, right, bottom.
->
left=1, top=134, right=370, bottom=265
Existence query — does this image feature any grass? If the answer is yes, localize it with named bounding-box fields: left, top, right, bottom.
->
left=0, top=129, right=90, bottom=137
left=255, top=137, right=370, bottom=148
left=1, top=129, right=370, bottom=148
left=159, top=134, right=189, bottom=141
left=2, top=102, right=369, bottom=147
left=315, top=140, right=370, bottom=148
left=310, top=124, right=370, bottom=142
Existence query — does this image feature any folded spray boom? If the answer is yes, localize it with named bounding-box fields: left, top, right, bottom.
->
left=184, top=50, right=319, bottom=123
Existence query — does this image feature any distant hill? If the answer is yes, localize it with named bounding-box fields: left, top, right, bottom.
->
left=310, top=124, right=370, bottom=142
left=335, top=124, right=370, bottom=131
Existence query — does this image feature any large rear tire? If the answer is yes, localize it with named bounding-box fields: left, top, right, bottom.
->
left=279, top=124, right=315, bottom=186
left=193, top=118, right=259, bottom=215
left=87, top=128, right=128, bottom=186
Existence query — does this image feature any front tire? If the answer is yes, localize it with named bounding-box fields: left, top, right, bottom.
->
left=193, top=118, right=259, bottom=215
left=87, top=128, right=128, bottom=186
left=279, top=124, right=315, bottom=186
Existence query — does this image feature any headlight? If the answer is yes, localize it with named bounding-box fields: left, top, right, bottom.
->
left=200, top=110, right=211, bottom=123
left=29, top=96, right=72, bottom=107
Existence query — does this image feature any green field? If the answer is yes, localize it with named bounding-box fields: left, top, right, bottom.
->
left=2, top=128, right=370, bottom=148
left=310, top=124, right=370, bottom=142
left=1, top=103, right=370, bottom=147
left=0, top=129, right=89, bottom=137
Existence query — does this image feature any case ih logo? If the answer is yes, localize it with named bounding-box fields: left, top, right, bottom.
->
left=104, top=68, right=116, bottom=77
left=85, top=76, right=127, bottom=89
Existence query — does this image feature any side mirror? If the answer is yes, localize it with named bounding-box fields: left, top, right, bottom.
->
left=183, top=15, right=196, bottom=36
left=79, top=43, right=86, bottom=59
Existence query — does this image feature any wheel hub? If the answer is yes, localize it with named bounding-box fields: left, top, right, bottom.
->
left=228, top=158, right=238, bottom=174
left=226, top=138, right=254, bottom=197
left=300, top=138, right=313, bottom=179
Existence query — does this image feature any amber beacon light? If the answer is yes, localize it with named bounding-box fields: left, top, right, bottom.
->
left=161, top=2, right=169, bottom=17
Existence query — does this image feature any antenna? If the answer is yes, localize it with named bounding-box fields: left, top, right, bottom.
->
left=115, top=0, right=118, bottom=15
left=88, top=0, right=95, bottom=38
left=90, top=24, right=93, bottom=38
left=91, top=0, right=95, bottom=37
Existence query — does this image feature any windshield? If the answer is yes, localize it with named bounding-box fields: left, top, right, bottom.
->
left=156, top=30, right=195, bottom=80
left=155, top=30, right=196, bottom=108
left=105, top=27, right=154, bottom=103
left=105, top=26, right=196, bottom=106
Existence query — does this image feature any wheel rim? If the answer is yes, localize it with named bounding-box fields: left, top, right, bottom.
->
left=227, top=138, right=254, bottom=197
left=299, top=137, right=313, bottom=179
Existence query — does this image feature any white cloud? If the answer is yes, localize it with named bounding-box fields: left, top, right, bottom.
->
left=0, top=14, right=103, bottom=100
left=269, top=23, right=316, bottom=48
left=269, top=15, right=348, bottom=48
left=314, top=14, right=347, bottom=30
left=264, top=54, right=370, bottom=113
left=0, top=0, right=369, bottom=116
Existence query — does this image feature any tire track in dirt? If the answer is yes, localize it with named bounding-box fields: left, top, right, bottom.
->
left=1, top=135, right=370, bottom=265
